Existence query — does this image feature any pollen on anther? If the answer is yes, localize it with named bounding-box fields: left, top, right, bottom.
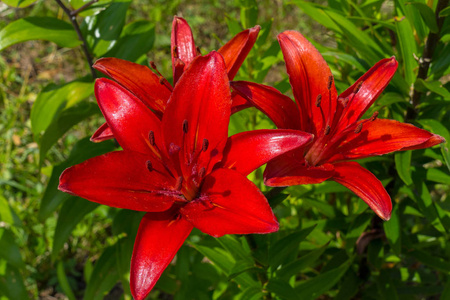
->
left=370, top=111, right=379, bottom=121
left=182, top=119, right=188, bottom=133
left=354, top=123, right=363, bottom=134
left=175, top=176, right=183, bottom=191
left=149, top=61, right=157, bottom=70
left=146, top=160, right=153, bottom=172
left=159, top=76, right=166, bottom=85
left=327, top=75, right=333, bottom=90
left=315, top=94, right=322, bottom=107
left=324, top=125, right=331, bottom=135
left=196, top=46, right=202, bottom=55
left=202, top=139, right=209, bottom=152
left=173, top=45, right=178, bottom=58
left=148, top=131, right=155, bottom=146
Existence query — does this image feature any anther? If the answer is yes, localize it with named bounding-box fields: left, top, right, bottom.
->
left=173, top=45, right=178, bottom=58
left=198, top=167, right=206, bottom=178
left=146, top=160, right=153, bottom=172
left=315, top=94, right=322, bottom=107
left=338, top=97, right=349, bottom=108
left=353, top=81, right=363, bottom=94
left=370, top=111, right=379, bottom=121
left=324, top=125, right=331, bottom=135
left=327, top=75, right=333, bottom=90
left=175, top=176, right=183, bottom=191
left=159, top=76, right=166, bottom=85
left=148, top=131, right=155, bottom=146
left=354, top=123, right=363, bottom=134
left=182, top=119, right=188, bottom=134
left=196, top=46, right=202, bottom=55
left=149, top=61, right=157, bottom=69
left=202, top=139, right=209, bottom=152
left=169, top=143, right=181, bottom=155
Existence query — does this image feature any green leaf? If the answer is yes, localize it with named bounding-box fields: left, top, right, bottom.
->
left=269, top=225, right=316, bottom=269
left=417, top=119, right=450, bottom=171
left=395, top=15, right=418, bottom=85
left=0, top=261, right=30, bottom=300
left=2, top=0, right=37, bottom=7
left=407, top=2, right=439, bottom=33
left=294, top=258, right=353, bottom=298
left=38, top=101, right=100, bottom=166
left=217, top=235, right=253, bottom=264
left=384, top=204, right=401, bottom=254
left=376, top=269, right=399, bottom=300
left=84, top=245, right=120, bottom=300
left=395, top=150, right=413, bottom=185
left=52, top=198, right=99, bottom=261
left=38, top=138, right=116, bottom=221
left=408, top=250, right=450, bottom=273
left=440, top=6, right=450, bottom=17
left=0, top=229, right=24, bottom=269
left=0, top=196, right=22, bottom=227
left=104, top=20, right=155, bottom=62
left=276, top=242, right=329, bottom=279
left=31, top=79, right=94, bottom=141
left=57, top=261, right=76, bottom=300
left=266, top=278, right=300, bottom=300
left=426, top=168, right=450, bottom=184
left=0, top=17, right=82, bottom=51
left=414, top=79, right=450, bottom=99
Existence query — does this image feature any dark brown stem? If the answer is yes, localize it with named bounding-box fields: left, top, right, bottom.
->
left=71, top=0, right=98, bottom=16
left=55, top=0, right=97, bottom=79
left=406, top=0, right=449, bottom=120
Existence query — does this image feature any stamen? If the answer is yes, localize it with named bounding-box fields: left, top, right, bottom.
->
left=354, top=123, right=363, bottom=134
left=198, top=167, right=206, bottom=178
left=202, top=139, right=209, bottom=152
left=148, top=131, right=155, bottom=146
left=324, top=125, right=331, bottom=135
left=174, top=176, right=183, bottom=191
left=315, top=94, right=322, bottom=107
left=327, top=75, right=333, bottom=90
left=169, top=143, right=181, bottom=155
left=173, top=45, right=178, bottom=58
left=196, top=46, right=202, bottom=55
left=146, top=160, right=153, bottom=172
left=149, top=61, right=157, bottom=70
left=353, top=81, right=363, bottom=94
left=370, top=111, right=379, bottom=121
left=159, top=76, right=166, bottom=85
left=338, top=97, right=349, bottom=108
left=182, top=119, right=188, bottom=133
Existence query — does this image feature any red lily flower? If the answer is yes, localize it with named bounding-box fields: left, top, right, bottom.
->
left=59, top=52, right=313, bottom=299
left=91, top=16, right=259, bottom=142
left=232, top=31, right=445, bottom=221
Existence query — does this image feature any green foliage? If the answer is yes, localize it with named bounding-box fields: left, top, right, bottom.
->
left=0, top=0, right=449, bottom=299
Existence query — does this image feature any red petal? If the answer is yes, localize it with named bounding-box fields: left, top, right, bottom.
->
left=230, top=91, right=253, bottom=114
left=278, top=31, right=338, bottom=134
left=90, top=122, right=114, bottom=142
left=93, top=57, right=172, bottom=116
left=131, top=210, right=193, bottom=300
left=95, top=78, right=162, bottom=155
left=180, top=168, right=278, bottom=237
left=331, top=162, right=392, bottom=220
left=162, top=52, right=231, bottom=178
left=218, top=26, right=260, bottom=80
left=171, top=16, right=197, bottom=84
left=327, top=119, right=445, bottom=162
left=264, top=152, right=335, bottom=186
left=336, top=57, right=398, bottom=131
left=220, top=129, right=313, bottom=176
left=58, top=151, right=180, bottom=212
left=231, top=81, right=301, bottom=129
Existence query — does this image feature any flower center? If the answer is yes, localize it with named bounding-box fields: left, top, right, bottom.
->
left=304, top=80, right=378, bottom=166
